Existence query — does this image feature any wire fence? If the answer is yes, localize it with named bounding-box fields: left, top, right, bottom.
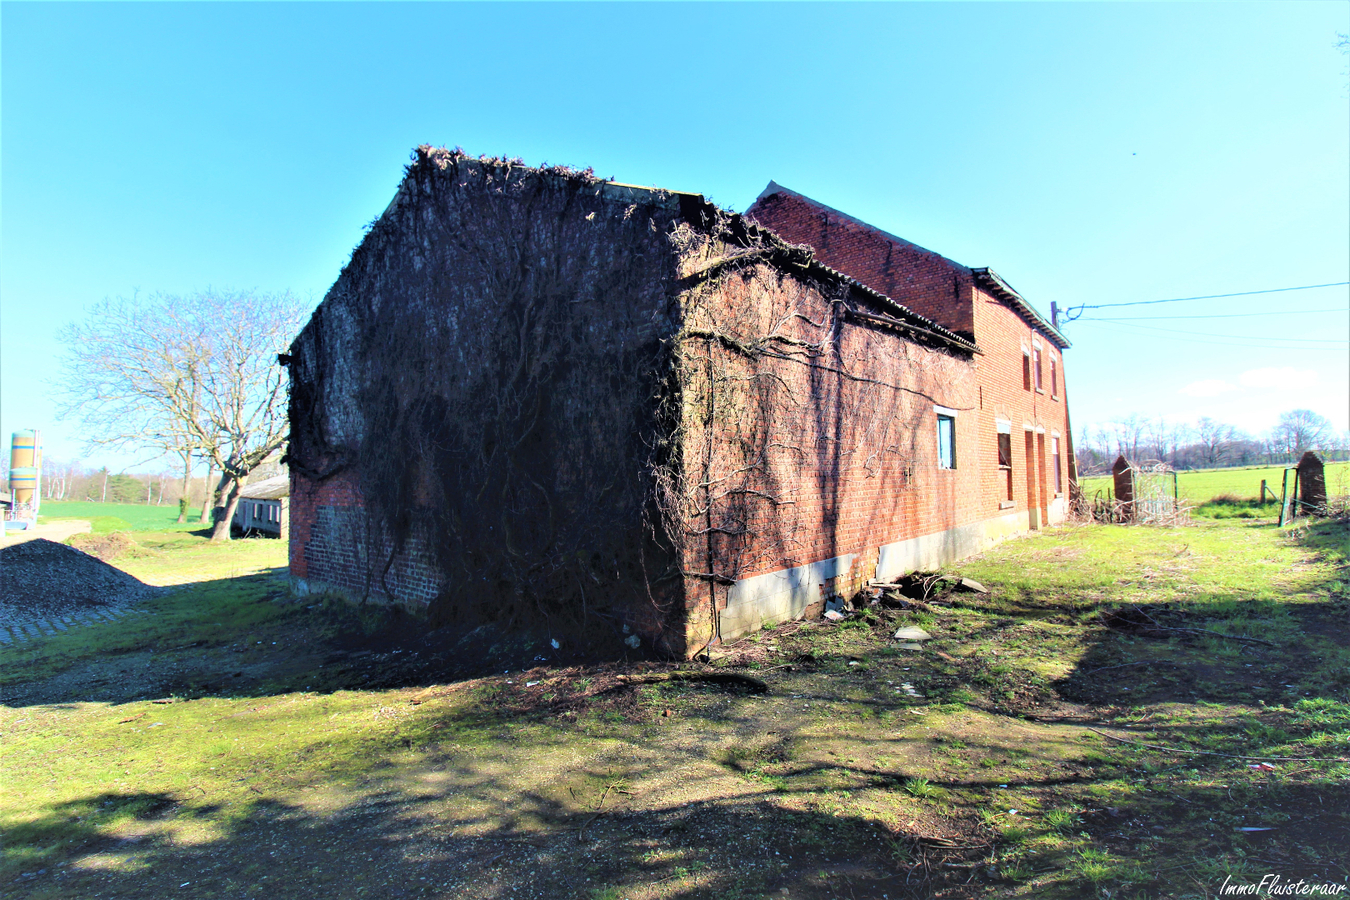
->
left=1073, top=459, right=1191, bottom=526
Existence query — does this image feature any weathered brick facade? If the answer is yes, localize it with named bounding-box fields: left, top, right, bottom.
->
left=287, top=152, right=1073, bottom=658
left=744, top=183, right=1074, bottom=568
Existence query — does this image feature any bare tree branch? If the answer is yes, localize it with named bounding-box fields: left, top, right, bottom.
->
left=54, top=290, right=308, bottom=540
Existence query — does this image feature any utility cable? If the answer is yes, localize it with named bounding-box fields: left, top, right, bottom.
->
left=1081, top=319, right=1348, bottom=342
left=1060, top=281, right=1349, bottom=323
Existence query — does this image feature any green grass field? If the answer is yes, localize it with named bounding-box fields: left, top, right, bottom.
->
left=3, top=516, right=1347, bottom=899
left=38, top=501, right=206, bottom=534
left=1079, top=461, right=1350, bottom=504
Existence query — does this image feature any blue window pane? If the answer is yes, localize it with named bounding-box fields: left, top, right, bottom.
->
left=937, top=415, right=955, bottom=469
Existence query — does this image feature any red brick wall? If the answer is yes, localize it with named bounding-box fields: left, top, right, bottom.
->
left=676, top=255, right=984, bottom=648
left=745, top=190, right=975, bottom=337
left=742, top=186, right=1073, bottom=536
left=288, top=469, right=354, bottom=582
left=289, top=469, right=444, bottom=609
left=970, top=289, right=1073, bottom=520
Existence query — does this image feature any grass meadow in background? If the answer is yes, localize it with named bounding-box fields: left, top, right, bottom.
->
left=1078, top=461, right=1350, bottom=506
left=39, top=501, right=208, bottom=535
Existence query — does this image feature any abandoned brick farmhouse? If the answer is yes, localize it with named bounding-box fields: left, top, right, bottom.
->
left=286, top=147, right=1074, bottom=657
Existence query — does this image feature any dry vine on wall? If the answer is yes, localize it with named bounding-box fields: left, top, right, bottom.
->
left=289, top=150, right=690, bottom=652
left=658, top=215, right=973, bottom=649
left=290, top=150, right=976, bottom=656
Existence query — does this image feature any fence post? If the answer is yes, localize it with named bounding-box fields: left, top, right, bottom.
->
left=1279, top=468, right=1299, bottom=527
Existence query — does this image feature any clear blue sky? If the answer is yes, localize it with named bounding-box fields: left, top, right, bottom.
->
left=3, top=2, right=1347, bottom=472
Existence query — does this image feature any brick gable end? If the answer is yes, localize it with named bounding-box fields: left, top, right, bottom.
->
left=745, top=190, right=975, bottom=337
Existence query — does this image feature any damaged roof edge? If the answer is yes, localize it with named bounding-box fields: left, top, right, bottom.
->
left=370, top=152, right=979, bottom=356
left=800, top=255, right=980, bottom=354
left=971, top=268, right=1071, bottom=349
left=686, top=192, right=979, bottom=355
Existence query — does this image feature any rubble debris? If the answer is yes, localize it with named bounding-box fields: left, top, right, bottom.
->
left=824, top=596, right=849, bottom=615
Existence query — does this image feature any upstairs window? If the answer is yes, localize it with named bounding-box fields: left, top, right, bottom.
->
left=1022, top=351, right=1032, bottom=391
left=936, top=408, right=956, bottom=469
left=1033, top=345, right=1044, bottom=391
left=1051, top=357, right=1058, bottom=397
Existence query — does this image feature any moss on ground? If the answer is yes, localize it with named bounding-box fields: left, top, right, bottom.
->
left=2, top=519, right=1347, bottom=899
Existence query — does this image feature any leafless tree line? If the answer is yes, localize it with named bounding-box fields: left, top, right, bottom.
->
left=1075, top=409, right=1346, bottom=475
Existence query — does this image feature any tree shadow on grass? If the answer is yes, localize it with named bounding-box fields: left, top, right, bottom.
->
left=2, top=567, right=668, bottom=709
left=4, top=769, right=1001, bottom=900
left=1028, top=516, right=1350, bottom=894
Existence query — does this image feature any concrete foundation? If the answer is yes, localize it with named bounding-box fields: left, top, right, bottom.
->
left=718, top=507, right=1060, bottom=643
left=720, top=553, right=857, bottom=638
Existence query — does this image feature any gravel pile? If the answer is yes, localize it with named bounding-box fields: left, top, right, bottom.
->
left=0, top=538, right=156, bottom=619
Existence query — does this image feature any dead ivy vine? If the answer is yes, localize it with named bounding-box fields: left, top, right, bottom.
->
left=289, top=148, right=974, bottom=655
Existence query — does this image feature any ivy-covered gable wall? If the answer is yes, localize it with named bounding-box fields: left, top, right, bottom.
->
left=288, top=147, right=692, bottom=655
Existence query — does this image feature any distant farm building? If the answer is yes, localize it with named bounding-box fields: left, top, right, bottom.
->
left=231, top=474, right=289, bottom=538
left=285, top=147, right=1074, bottom=657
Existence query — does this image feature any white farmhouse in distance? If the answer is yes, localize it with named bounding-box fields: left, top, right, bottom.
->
left=231, top=474, right=289, bottom=538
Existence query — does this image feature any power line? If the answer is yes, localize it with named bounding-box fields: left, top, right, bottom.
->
left=1079, top=281, right=1349, bottom=310
left=1081, top=307, right=1347, bottom=322
left=1061, top=281, right=1350, bottom=322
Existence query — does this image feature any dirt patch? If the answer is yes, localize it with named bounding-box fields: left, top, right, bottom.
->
left=67, top=532, right=142, bottom=562
left=0, top=538, right=157, bottom=618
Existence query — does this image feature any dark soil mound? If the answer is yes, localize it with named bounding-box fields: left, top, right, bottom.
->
left=68, top=532, right=142, bottom=562
left=0, top=539, right=155, bottom=618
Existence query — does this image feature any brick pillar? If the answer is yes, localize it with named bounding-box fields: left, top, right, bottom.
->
left=1296, top=452, right=1326, bottom=514
left=1112, top=456, right=1134, bottom=522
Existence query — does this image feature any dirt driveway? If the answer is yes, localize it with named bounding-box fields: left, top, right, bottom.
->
left=2, top=518, right=92, bottom=546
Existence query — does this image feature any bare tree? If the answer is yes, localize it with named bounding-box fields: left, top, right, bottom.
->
left=55, top=294, right=206, bottom=513
left=56, top=290, right=307, bottom=540
left=1273, top=409, right=1332, bottom=461
left=1112, top=415, right=1146, bottom=462
left=1145, top=417, right=1170, bottom=463
left=184, top=292, right=304, bottom=539
left=1167, top=420, right=1192, bottom=468
left=1195, top=416, right=1237, bottom=467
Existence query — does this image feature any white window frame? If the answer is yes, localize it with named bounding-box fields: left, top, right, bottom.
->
left=935, top=405, right=957, bottom=470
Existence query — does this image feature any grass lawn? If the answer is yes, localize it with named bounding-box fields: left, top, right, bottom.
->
left=2, top=518, right=1347, bottom=899
left=1079, top=461, right=1350, bottom=505
left=39, top=501, right=209, bottom=535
